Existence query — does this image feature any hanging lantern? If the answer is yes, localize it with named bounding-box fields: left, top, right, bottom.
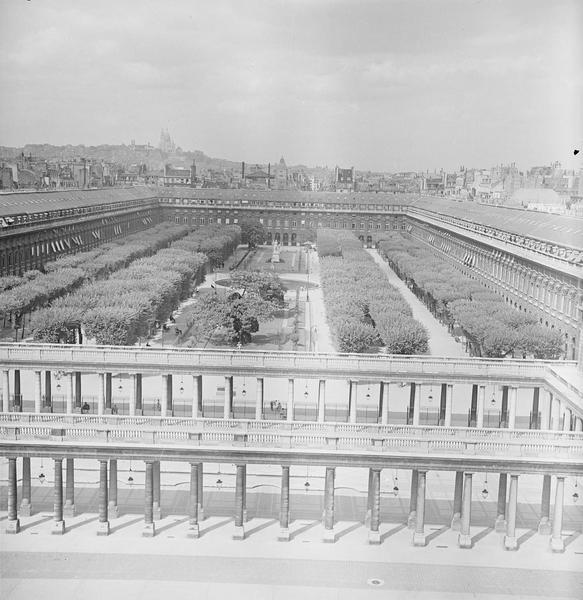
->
left=216, top=478, right=223, bottom=490
left=304, top=481, right=311, bottom=493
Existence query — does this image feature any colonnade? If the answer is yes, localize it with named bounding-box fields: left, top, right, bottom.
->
left=4, top=456, right=572, bottom=553
left=2, top=368, right=582, bottom=430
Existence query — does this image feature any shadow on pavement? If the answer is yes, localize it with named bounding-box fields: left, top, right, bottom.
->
left=380, top=522, right=407, bottom=543
left=289, top=519, right=319, bottom=540
left=19, top=515, right=53, bottom=532
left=110, top=516, right=143, bottom=534
left=199, top=517, right=233, bottom=537
left=244, top=518, right=278, bottom=538
left=155, top=516, right=190, bottom=535
left=66, top=516, right=99, bottom=532
left=425, top=525, right=449, bottom=544
left=517, top=529, right=537, bottom=547
left=335, top=521, right=362, bottom=541
left=471, top=526, right=494, bottom=546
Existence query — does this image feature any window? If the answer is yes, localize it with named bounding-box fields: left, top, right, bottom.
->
left=342, top=222, right=347, bottom=229
left=360, top=223, right=365, bottom=229
left=267, top=219, right=272, bottom=226
left=291, top=220, right=297, bottom=227
left=217, top=218, right=222, bottom=224
left=351, top=223, right=356, bottom=229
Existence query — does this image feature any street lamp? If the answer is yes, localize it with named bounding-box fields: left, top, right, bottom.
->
left=481, top=474, right=489, bottom=500
left=392, top=471, right=399, bottom=496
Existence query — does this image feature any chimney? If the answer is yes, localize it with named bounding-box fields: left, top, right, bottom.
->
left=241, top=161, right=245, bottom=180
left=190, top=160, right=196, bottom=188
left=268, top=163, right=271, bottom=188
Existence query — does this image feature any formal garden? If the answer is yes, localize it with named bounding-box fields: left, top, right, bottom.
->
left=317, top=229, right=429, bottom=354
left=377, top=233, right=564, bottom=359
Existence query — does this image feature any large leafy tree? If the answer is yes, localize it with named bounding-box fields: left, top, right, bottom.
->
left=239, top=219, right=265, bottom=249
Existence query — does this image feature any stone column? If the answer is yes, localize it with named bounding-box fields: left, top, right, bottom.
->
left=451, top=471, right=463, bottom=530
left=495, top=473, right=508, bottom=532
left=278, top=465, right=291, bottom=541
left=63, top=458, right=75, bottom=517
left=476, top=385, right=485, bottom=428
left=197, top=462, right=205, bottom=521
left=20, top=456, right=32, bottom=516
left=538, top=475, right=552, bottom=534
left=444, top=384, right=453, bottom=427
left=224, top=376, right=233, bottom=419
left=153, top=461, right=161, bottom=520
left=541, top=391, right=552, bottom=430
left=166, top=374, right=173, bottom=416
left=287, top=378, right=294, bottom=422
left=75, top=372, right=82, bottom=409
left=504, top=474, right=519, bottom=550
left=192, top=375, right=203, bottom=419
left=323, top=467, right=336, bottom=542
left=2, top=370, right=10, bottom=412
left=550, top=395, right=561, bottom=430
left=242, top=465, right=248, bottom=523
left=530, top=387, right=540, bottom=429
left=380, top=382, right=389, bottom=425
left=408, top=470, right=419, bottom=529
left=458, top=472, right=473, bottom=548
left=97, top=460, right=110, bottom=536
left=108, top=459, right=118, bottom=518
left=143, top=461, right=155, bottom=537
left=550, top=477, right=565, bottom=553
left=34, top=371, right=42, bottom=414
left=413, top=471, right=427, bottom=546
left=508, top=386, right=517, bottom=429
left=255, top=377, right=264, bottom=420
left=6, top=457, right=20, bottom=533
left=469, top=385, right=478, bottom=426
left=348, top=380, right=357, bottom=424
left=562, top=407, right=572, bottom=432
left=187, top=463, right=200, bottom=538
left=412, top=383, right=420, bottom=426
left=129, top=374, right=137, bottom=417
left=317, top=379, right=326, bottom=423
left=368, top=468, right=381, bottom=544
left=233, top=464, right=246, bottom=540
left=136, top=374, right=143, bottom=414
left=44, top=370, right=52, bottom=410
left=52, top=458, right=65, bottom=535
left=65, top=372, right=74, bottom=415
left=161, top=375, right=169, bottom=418
left=105, top=373, right=112, bottom=410
left=363, top=468, right=373, bottom=525
left=97, top=373, right=105, bottom=416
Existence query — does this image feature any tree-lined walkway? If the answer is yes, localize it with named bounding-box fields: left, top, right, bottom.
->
left=367, top=250, right=468, bottom=357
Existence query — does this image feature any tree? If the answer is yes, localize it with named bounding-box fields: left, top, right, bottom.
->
left=229, top=270, right=286, bottom=306
left=239, top=219, right=265, bottom=249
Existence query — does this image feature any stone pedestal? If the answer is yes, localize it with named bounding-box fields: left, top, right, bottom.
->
left=97, top=521, right=110, bottom=536
left=504, top=535, right=518, bottom=551
left=142, top=523, right=155, bottom=538
left=495, top=516, right=507, bottom=533
left=368, top=530, right=381, bottom=545
left=52, top=520, right=65, bottom=535
left=413, top=532, right=427, bottom=547
left=323, top=529, right=336, bottom=543
left=108, top=501, right=119, bottom=519
left=458, top=533, right=472, bottom=549
left=20, top=500, right=32, bottom=517
left=233, top=525, right=245, bottom=540
left=6, top=519, right=20, bottom=534
left=407, top=511, right=416, bottom=530
left=187, top=524, right=200, bottom=539
left=278, top=527, right=290, bottom=542
left=538, top=517, right=551, bottom=535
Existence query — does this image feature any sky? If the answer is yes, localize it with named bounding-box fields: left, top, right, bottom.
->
left=0, top=0, right=581, bottom=172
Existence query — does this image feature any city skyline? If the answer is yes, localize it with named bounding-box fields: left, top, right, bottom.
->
left=0, top=0, right=581, bottom=172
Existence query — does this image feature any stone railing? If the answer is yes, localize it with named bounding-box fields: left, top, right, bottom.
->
left=1, top=414, right=582, bottom=463
left=2, top=343, right=581, bottom=409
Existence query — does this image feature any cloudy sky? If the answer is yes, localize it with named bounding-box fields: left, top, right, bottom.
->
left=0, top=0, right=581, bottom=171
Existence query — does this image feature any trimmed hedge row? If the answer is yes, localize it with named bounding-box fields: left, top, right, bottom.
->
left=377, top=233, right=564, bottom=358
left=318, top=230, right=429, bottom=354
left=0, top=222, right=191, bottom=317
left=30, top=225, right=240, bottom=346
